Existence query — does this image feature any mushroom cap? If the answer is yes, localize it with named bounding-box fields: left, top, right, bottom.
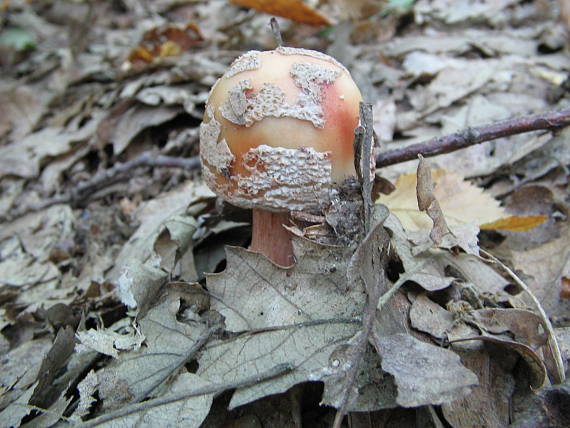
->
left=200, top=47, right=363, bottom=212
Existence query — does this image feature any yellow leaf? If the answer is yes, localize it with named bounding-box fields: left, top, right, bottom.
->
left=480, top=216, right=548, bottom=232
left=379, top=170, right=506, bottom=231
left=230, top=0, right=332, bottom=26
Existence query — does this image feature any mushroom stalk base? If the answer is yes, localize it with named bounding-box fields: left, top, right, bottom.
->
left=250, top=209, right=294, bottom=267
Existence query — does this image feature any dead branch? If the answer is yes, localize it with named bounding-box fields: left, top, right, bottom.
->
left=4, top=109, right=569, bottom=223
left=376, top=108, right=570, bottom=167
left=1, top=153, right=201, bottom=222
left=78, top=363, right=293, bottom=428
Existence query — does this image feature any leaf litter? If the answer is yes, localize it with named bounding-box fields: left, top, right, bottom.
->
left=1, top=0, right=570, bottom=427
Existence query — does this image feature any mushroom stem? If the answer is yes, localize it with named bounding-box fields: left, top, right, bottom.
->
left=250, top=209, right=294, bottom=267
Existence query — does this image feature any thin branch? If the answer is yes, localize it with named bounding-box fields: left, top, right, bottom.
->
left=332, top=268, right=411, bottom=428
left=376, top=108, right=570, bottom=168
left=131, top=325, right=220, bottom=404
left=2, top=153, right=200, bottom=221
left=79, top=363, right=293, bottom=428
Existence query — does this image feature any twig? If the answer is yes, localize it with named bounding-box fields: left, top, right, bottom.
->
left=331, top=271, right=385, bottom=428
left=332, top=258, right=428, bottom=428
left=376, top=108, right=570, bottom=167
left=131, top=324, right=220, bottom=403
left=6, top=109, right=569, bottom=222
left=2, top=153, right=200, bottom=221
left=78, top=363, right=294, bottom=428
left=270, top=17, right=283, bottom=47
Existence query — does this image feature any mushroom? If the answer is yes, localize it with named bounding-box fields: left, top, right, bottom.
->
left=200, top=47, right=363, bottom=266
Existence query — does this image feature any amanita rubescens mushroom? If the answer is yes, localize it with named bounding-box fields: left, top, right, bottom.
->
left=200, top=47, right=363, bottom=266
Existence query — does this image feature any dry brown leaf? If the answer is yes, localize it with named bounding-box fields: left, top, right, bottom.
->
left=416, top=155, right=451, bottom=244
left=230, top=0, right=332, bottom=26
left=481, top=216, right=548, bottom=231
left=561, top=277, right=570, bottom=299
left=380, top=169, right=506, bottom=231
left=124, top=23, right=203, bottom=71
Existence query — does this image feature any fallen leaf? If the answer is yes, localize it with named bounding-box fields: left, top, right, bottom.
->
left=385, top=214, right=510, bottom=294
left=76, top=328, right=145, bottom=359
left=94, top=291, right=211, bottom=413
left=372, top=333, right=478, bottom=407
left=0, top=123, right=97, bottom=179
left=381, top=169, right=506, bottom=231
left=200, top=239, right=375, bottom=411
left=409, top=293, right=454, bottom=340
left=0, top=382, right=36, bottom=427
left=230, top=0, right=331, bottom=26
left=416, top=156, right=451, bottom=245
left=450, top=335, right=547, bottom=389
left=124, top=23, right=203, bottom=71
left=481, top=215, right=548, bottom=231
left=441, top=347, right=514, bottom=428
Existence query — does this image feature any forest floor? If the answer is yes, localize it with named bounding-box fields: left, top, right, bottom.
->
left=1, top=1, right=569, bottom=427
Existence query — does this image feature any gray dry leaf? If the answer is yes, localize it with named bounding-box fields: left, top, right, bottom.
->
left=373, top=333, right=478, bottom=407
left=0, top=122, right=98, bottom=180
left=441, top=347, right=515, bottom=428
left=385, top=214, right=510, bottom=294
left=0, top=382, right=37, bottom=427
left=94, top=374, right=213, bottom=428
left=76, top=328, right=145, bottom=359
left=200, top=240, right=367, bottom=410
left=72, top=292, right=215, bottom=427
left=107, top=104, right=181, bottom=155
left=409, top=293, right=455, bottom=340
left=111, top=182, right=214, bottom=313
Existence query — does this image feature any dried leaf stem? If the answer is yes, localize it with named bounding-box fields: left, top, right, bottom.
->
left=480, top=249, right=566, bottom=385
left=376, top=108, right=570, bottom=167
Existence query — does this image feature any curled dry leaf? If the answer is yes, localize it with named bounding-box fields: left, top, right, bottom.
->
left=416, top=155, right=451, bottom=245
left=93, top=291, right=211, bottom=414
left=409, top=293, right=454, bottom=340
left=450, top=335, right=547, bottom=390
left=441, top=346, right=514, bottom=428
left=381, top=168, right=506, bottom=231
left=75, top=328, right=145, bottom=359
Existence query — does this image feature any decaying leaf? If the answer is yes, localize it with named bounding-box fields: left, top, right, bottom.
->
left=416, top=155, right=452, bottom=245
left=76, top=327, right=145, bottom=359
left=90, top=290, right=213, bottom=423
left=206, top=242, right=361, bottom=332
left=0, top=382, right=37, bottom=427
left=409, top=293, right=454, bottom=340
left=441, top=347, right=515, bottom=428
left=200, top=240, right=370, bottom=410
left=125, top=23, right=203, bottom=70
left=373, top=333, right=478, bottom=407
left=450, top=335, right=547, bottom=389
left=110, top=182, right=214, bottom=314
left=230, top=0, right=332, bottom=26
left=385, top=213, right=510, bottom=294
